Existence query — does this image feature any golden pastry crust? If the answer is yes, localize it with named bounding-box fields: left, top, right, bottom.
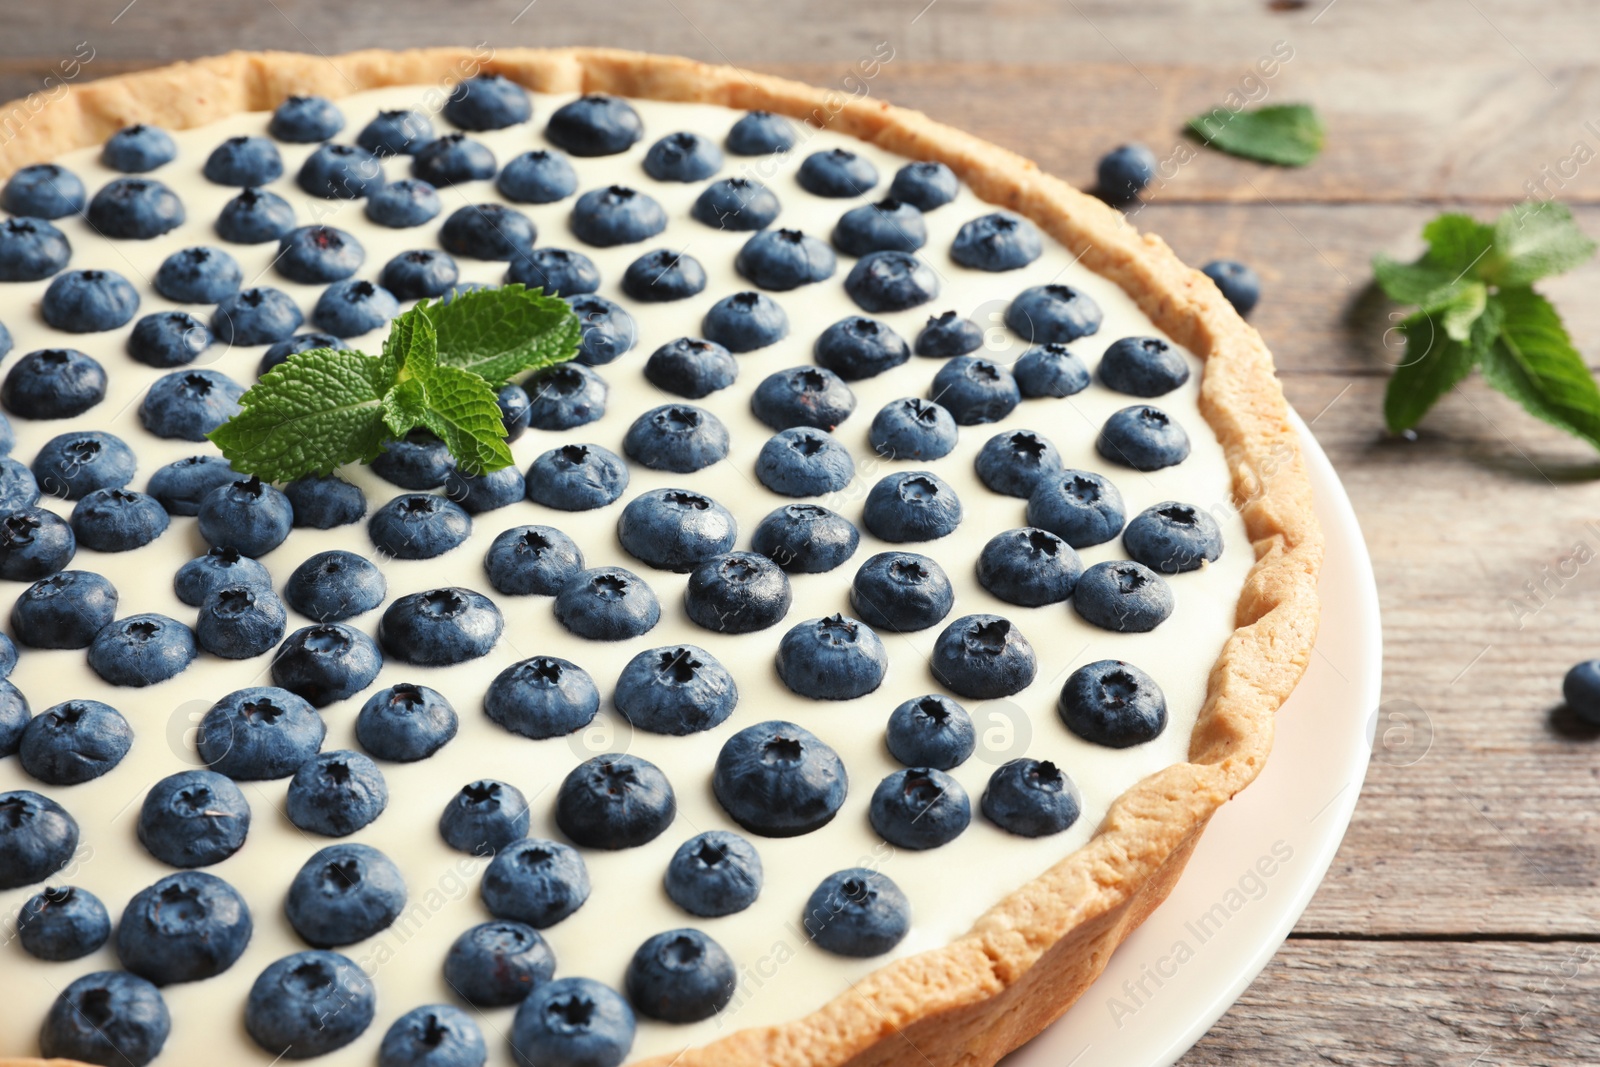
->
left=0, top=48, right=1323, bottom=1067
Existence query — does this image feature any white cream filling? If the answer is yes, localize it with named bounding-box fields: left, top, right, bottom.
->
left=0, top=86, right=1254, bottom=1065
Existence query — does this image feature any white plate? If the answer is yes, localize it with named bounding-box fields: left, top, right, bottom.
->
left=1006, top=413, right=1383, bottom=1066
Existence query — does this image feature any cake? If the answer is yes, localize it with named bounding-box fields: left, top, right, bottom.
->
left=0, top=48, right=1322, bottom=1067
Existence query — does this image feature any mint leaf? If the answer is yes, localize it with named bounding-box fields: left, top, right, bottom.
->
left=1372, top=214, right=1496, bottom=305
left=383, top=299, right=437, bottom=378
left=1478, top=287, right=1600, bottom=450
left=1186, top=103, right=1323, bottom=166
left=423, top=284, right=581, bottom=383
left=1434, top=281, right=1488, bottom=343
left=208, top=348, right=393, bottom=481
left=416, top=363, right=515, bottom=475
left=1488, top=202, right=1597, bottom=287
left=1382, top=304, right=1496, bottom=433
left=1419, top=214, right=1496, bottom=276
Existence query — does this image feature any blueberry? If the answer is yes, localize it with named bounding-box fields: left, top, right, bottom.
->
left=776, top=614, right=887, bottom=700
left=40, top=971, right=170, bottom=1067
left=850, top=551, right=953, bottom=632
left=0, top=633, right=14, bottom=676
left=368, top=493, right=473, bottom=559
left=70, top=488, right=170, bottom=551
left=357, top=683, right=458, bottom=762
left=751, top=503, right=859, bottom=574
left=886, top=694, right=974, bottom=770
left=439, top=779, right=529, bottom=855
left=286, top=750, right=388, bottom=837
left=0, top=681, right=26, bottom=756
left=889, top=161, right=958, bottom=211
left=498, top=149, right=578, bottom=203
left=975, top=428, right=1061, bottom=497
left=86, top=177, right=185, bottom=238
left=286, top=841, right=407, bottom=946
left=313, top=278, right=400, bottom=337
left=244, top=950, right=375, bottom=1057
left=116, top=871, right=253, bottom=983
left=0, top=789, right=78, bottom=889
left=1026, top=469, right=1126, bottom=548
left=199, top=476, right=294, bottom=556
left=978, top=527, right=1082, bottom=606
left=372, top=431, right=455, bottom=489
left=19, top=699, right=132, bottom=785
left=644, top=131, right=723, bottom=181
left=270, top=624, right=383, bottom=706
left=950, top=210, right=1042, bottom=271
left=358, top=109, right=435, bottom=156
left=664, top=831, right=762, bottom=918
left=868, top=397, right=957, bottom=460
left=814, top=317, right=909, bottom=384
left=567, top=293, right=637, bottom=365
left=41, top=269, right=139, bottom=332
left=798, top=148, right=878, bottom=196
left=1123, top=501, right=1224, bottom=574
left=915, top=310, right=983, bottom=357
left=1061, top=660, right=1167, bottom=750
left=498, top=382, right=533, bottom=441
left=211, top=287, right=304, bottom=345
left=644, top=337, right=737, bottom=399
left=136, top=769, right=250, bottom=867
left=18, top=885, right=110, bottom=961
left=546, top=94, right=644, bottom=156
left=485, top=525, right=584, bottom=596
left=215, top=187, right=296, bottom=243
left=691, top=177, right=781, bottom=231
left=12, top=570, right=117, bottom=648
left=89, top=613, right=196, bottom=686
left=833, top=198, right=927, bottom=257
left=3, top=348, right=107, bottom=418
left=621, top=248, right=707, bottom=302
left=298, top=142, right=385, bottom=199
left=614, top=645, right=738, bottom=735
left=1006, top=283, right=1103, bottom=344
left=139, top=369, right=244, bottom=442
left=441, top=203, right=537, bottom=261
left=2, top=164, right=85, bottom=219
left=726, top=110, right=797, bottom=154
left=1099, top=336, right=1189, bottom=397
left=756, top=427, right=855, bottom=497
left=554, top=566, right=660, bottom=641
left=844, top=250, right=939, bottom=313
left=869, top=767, right=970, bottom=850
left=526, top=443, right=629, bottom=511
left=1566, top=661, right=1600, bottom=725
left=365, top=178, right=444, bottom=228
left=412, top=133, right=498, bottom=186
left=444, top=921, right=554, bottom=1008
left=556, top=753, right=676, bottom=850
left=196, top=583, right=288, bottom=659
left=617, top=489, right=737, bottom=571
left=625, top=928, right=735, bottom=1023
left=931, top=356, right=1019, bottom=425
left=0, top=508, right=75, bottom=581
left=128, top=311, right=213, bottom=368
left=484, top=656, right=599, bottom=740
left=507, top=246, right=600, bottom=295
left=481, top=837, right=590, bottom=927
left=276, top=224, right=364, bottom=284
left=751, top=366, right=855, bottom=431
left=570, top=185, right=666, bottom=247
left=0, top=455, right=41, bottom=510
left=982, top=758, right=1081, bottom=837
left=1098, top=404, right=1191, bottom=471
left=270, top=95, right=345, bottom=142
left=174, top=546, right=271, bottom=607
left=32, top=431, right=135, bottom=500
left=284, top=474, right=366, bottom=528
left=149, top=456, right=240, bottom=517
left=198, top=685, right=325, bottom=778
left=802, top=869, right=909, bottom=957
left=0, top=216, right=71, bottom=281
left=524, top=363, right=606, bottom=434
left=702, top=290, right=789, bottom=352
left=512, top=977, right=635, bottom=1067
left=446, top=73, right=531, bottom=130
left=735, top=228, right=836, bottom=290
left=1074, top=560, right=1175, bottom=633
left=932, top=613, right=1036, bottom=699
left=1097, top=143, right=1158, bottom=203
left=379, top=588, right=503, bottom=666
left=381, top=1005, right=487, bottom=1067
left=1202, top=259, right=1262, bottom=315
left=623, top=405, right=730, bottom=474
left=1015, top=342, right=1090, bottom=398
left=444, top=465, right=527, bottom=513
left=864, top=470, right=962, bottom=542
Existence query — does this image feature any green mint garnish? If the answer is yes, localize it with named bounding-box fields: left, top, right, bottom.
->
left=1186, top=103, right=1324, bottom=166
left=1374, top=203, right=1599, bottom=448
left=209, top=284, right=578, bottom=482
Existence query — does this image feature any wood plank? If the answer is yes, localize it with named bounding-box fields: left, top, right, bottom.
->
left=1178, top=939, right=1600, bottom=1065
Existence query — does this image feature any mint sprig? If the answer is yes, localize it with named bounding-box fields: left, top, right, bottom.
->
left=209, top=285, right=578, bottom=481
left=1374, top=203, right=1599, bottom=448
left=1186, top=103, right=1324, bottom=166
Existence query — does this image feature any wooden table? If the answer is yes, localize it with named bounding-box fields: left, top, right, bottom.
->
left=6, top=1, right=1598, bottom=1062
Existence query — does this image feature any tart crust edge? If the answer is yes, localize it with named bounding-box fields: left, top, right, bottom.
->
left=0, top=46, right=1326, bottom=1067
